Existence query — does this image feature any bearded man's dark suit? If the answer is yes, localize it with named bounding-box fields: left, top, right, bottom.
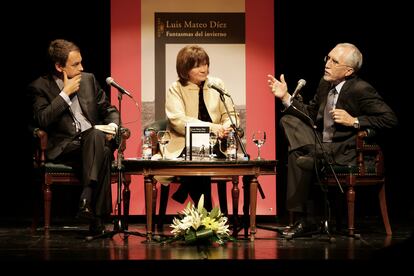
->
left=29, top=72, right=120, bottom=217
left=280, top=76, right=398, bottom=213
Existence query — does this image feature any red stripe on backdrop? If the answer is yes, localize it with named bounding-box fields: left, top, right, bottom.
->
left=246, top=0, right=276, bottom=214
left=111, top=0, right=142, bottom=215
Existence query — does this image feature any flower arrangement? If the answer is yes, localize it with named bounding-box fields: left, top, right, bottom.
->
left=169, top=194, right=232, bottom=245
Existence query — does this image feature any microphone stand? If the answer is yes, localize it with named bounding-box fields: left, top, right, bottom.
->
left=219, top=94, right=249, bottom=160
left=286, top=104, right=343, bottom=241
left=218, top=93, right=266, bottom=237
left=86, top=90, right=145, bottom=241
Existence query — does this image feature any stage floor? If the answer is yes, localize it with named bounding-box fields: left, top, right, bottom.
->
left=0, top=218, right=412, bottom=272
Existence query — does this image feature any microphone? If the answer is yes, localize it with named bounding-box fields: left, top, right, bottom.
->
left=290, top=79, right=306, bottom=103
left=106, top=77, right=132, bottom=98
left=207, top=82, right=231, bottom=97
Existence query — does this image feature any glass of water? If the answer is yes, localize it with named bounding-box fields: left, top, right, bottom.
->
left=252, top=130, right=266, bottom=160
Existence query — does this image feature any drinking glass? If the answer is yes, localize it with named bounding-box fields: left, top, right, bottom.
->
left=252, top=130, right=266, bottom=160
left=157, top=130, right=171, bottom=160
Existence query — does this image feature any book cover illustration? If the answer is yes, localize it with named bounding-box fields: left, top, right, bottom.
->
left=185, top=122, right=210, bottom=160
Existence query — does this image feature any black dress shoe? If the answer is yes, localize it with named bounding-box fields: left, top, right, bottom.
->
left=77, top=198, right=94, bottom=221
left=89, top=217, right=107, bottom=235
left=282, top=220, right=320, bottom=239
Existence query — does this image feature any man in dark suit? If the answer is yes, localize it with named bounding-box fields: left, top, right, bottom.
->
left=28, top=39, right=120, bottom=234
left=267, top=43, right=398, bottom=237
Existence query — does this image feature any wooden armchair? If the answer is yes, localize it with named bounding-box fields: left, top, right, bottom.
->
left=321, top=130, right=392, bottom=236
left=32, top=127, right=131, bottom=231
left=143, top=119, right=233, bottom=229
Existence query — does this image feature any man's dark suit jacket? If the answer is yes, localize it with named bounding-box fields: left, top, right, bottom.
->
left=29, top=72, right=120, bottom=160
left=286, top=76, right=398, bottom=165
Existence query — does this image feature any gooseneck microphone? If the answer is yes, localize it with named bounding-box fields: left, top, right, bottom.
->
left=207, top=82, right=231, bottom=97
left=290, top=79, right=306, bottom=103
left=106, top=77, right=132, bottom=98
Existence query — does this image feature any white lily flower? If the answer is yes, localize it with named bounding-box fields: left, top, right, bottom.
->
left=169, top=194, right=231, bottom=243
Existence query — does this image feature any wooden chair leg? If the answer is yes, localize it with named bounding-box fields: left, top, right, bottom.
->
left=346, top=183, right=356, bottom=237
left=379, top=184, right=392, bottom=236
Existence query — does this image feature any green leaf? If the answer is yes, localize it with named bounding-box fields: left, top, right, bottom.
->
left=210, top=207, right=219, bottom=219
left=184, top=230, right=197, bottom=244
left=195, top=228, right=214, bottom=240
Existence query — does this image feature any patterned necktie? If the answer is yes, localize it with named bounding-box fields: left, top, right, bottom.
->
left=322, top=88, right=338, bottom=142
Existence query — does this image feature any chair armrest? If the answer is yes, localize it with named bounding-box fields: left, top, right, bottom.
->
left=356, top=129, right=384, bottom=176
left=118, top=128, right=131, bottom=153
left=33, top=128, right=47, bottom=167
left=357, top=129, right=380, bottom=151
left=120, top=127, right=131, bottom=139
left=35, top=129, right=48, bottom=151
left=33, top=128, right=131, bottom=164
left=357, top=128, right=376, bottom=140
